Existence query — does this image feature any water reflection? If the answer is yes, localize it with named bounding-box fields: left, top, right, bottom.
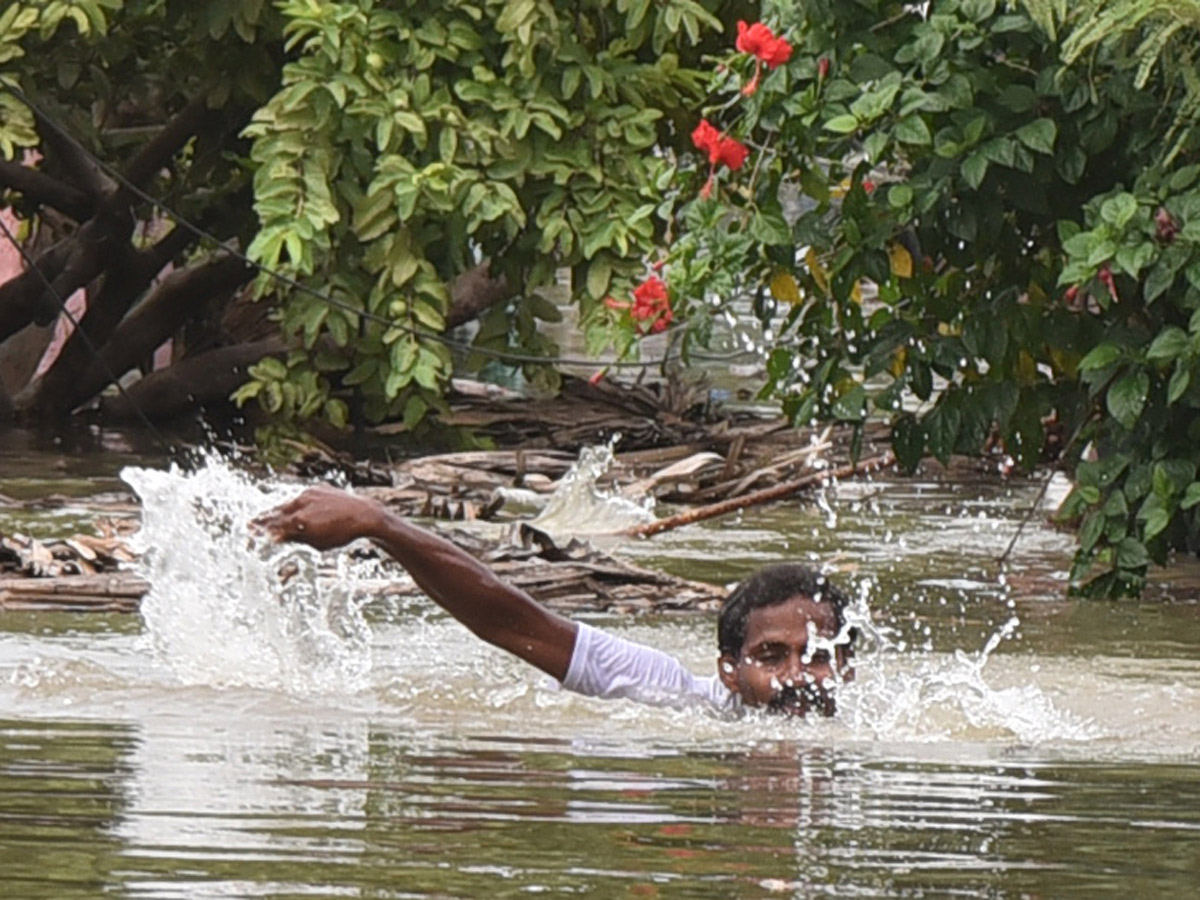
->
left=4, top=718, right=1200, bottom=898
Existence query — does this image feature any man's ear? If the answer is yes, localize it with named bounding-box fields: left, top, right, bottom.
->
left=717, top=654, right=740, bottom=693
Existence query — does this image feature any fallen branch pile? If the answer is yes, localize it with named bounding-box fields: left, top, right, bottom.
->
left=2, top=380, right=898, bottom=614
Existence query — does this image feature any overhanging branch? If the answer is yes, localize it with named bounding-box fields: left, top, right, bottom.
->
left=98, top=337, right=284, bottom=421
left=122, top=93, right=214, bottom=191
left=0, top=159, right=94, bottom=221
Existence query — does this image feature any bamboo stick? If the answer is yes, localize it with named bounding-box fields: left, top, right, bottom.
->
left=620, top=451, right=896, bottom=538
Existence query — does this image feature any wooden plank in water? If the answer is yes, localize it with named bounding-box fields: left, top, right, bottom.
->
left=0, top=574, right=148, bottom=613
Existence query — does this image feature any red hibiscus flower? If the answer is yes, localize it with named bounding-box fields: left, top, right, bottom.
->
left=691, top=118, right=749, bottom=197
left=736, top=21, right=792, bottom=68
left=630, top=276, right=673, bottom=334
left=691, top=119, right=722, bottom=159
left=736, top=20, right=792, bottom=95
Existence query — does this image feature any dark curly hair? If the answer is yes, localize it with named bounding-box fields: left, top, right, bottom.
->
left=717, top=564, right=857, bottom=658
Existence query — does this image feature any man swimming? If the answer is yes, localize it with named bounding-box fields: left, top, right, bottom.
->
left=253, top=485, right=857, bottom=717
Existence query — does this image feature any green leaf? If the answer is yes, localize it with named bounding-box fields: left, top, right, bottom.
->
left=1146, top=327, right=1188, bottom=362
left=1016, top=118, right=1057, bottom=154
left=961, top=152, right=988, bottom=189
left=830, top=383, right=866, bottom=421
left=749, top=208, right=792, bottom=245
left=1143, top=508, right=1171, bottom=540
left=586, top=258, right=611, bottom=299
left=887, top=184, right=913, bottom=209
left=1079, top=511, right=1104, bottom=551
left=892, top=413, right=925, bottom=471
left=1153, top=463, right=1174, bottom=499
left=862, top=131, right=889, bottom=163
left=1144, top=259, right=1177, bottom=303
left=926, top=403, right=962, bottom=464
left=402, top=393, right=428, bottom=430
left=1116, top=537, right=1150, bottom=569
left=343, top=358, right=379, bottom=386
left=1114, top=242, right=1155, bottom=279
left=325, top=398, right=349, bottom=430
left=1104, top=491, right=1129, bottom=517
left=894, top=115, right=932, bottom=146
left=256, top=356, right=288, bottom=380
left=824, top=114, right=860, bottom=134
left=1169, top=363, right=1190, bottom=403
left=1100, top=193, right=1138, bottom=229
left=998, top=84, right=1037, bottom=113
left=1107, top=371, right=1150, bottom=429
left=1078, top=343, right=1123, bottom=370
left=1181, top=482, right=1200, bottom=509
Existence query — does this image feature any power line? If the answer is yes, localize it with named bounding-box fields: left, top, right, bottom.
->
left=0, top=82, right=760, bottom=374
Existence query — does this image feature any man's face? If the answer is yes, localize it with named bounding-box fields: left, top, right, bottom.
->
left=717, top=594, right=854, bottom=717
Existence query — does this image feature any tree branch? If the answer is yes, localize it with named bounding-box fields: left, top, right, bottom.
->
left=0, top=159, right=94, bottom=221
left=132, top=223, right=197, bottom=279
left=33, top=109, right=114, bottom=201
left=122, top=93, right=214, bottom=191
left=98, top=337, right=284, bottom=422
left=44, top=255, right=252, bottom=414
left=0, top=238, right=72, bottom=341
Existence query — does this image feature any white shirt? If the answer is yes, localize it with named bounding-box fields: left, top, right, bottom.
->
left=561, top=622, right=739, bottom=714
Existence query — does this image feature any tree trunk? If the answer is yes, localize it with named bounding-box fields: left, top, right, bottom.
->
left=16, top=228, right=210, bottom=417
left=98, top=337, right=285, bottom=421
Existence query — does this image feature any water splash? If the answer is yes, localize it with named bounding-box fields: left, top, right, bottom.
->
left=529, top=437, right=654, bottom=536
left=111, top=448, right=1095, bottom=747
left=841, top=612, right=1098, bottom=745
left=122, top=453, right=374, bottom=695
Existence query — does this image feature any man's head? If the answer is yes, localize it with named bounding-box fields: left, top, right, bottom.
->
left=716, top=565, right=856, bottom=716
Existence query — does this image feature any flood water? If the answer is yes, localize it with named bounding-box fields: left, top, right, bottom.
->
left=3, top=439, right=1200, bottom=898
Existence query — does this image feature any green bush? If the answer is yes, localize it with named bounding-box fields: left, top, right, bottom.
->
left=239, top=0, right=725, bottom=434
left=650, top=0, right=1200, bottom=596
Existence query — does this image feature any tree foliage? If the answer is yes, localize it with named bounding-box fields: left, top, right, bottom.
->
left=7, top=1, right=1200, bottom=597
left=648, top=0, right=1200, bottom=596
left=235, top=0, right=726, bottom=436
left=0, top=0, right=729, bottom=437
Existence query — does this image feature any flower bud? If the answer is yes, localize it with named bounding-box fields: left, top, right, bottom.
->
left=1155, top=207, right=1178, bottom=244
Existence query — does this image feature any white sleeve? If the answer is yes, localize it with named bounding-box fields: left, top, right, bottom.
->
left=561, top=622, right=736, bottom=713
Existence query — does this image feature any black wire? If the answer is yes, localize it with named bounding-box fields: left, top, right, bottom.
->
left=0, top=82, right=759, bottom=372
left=0, top=212, right=175, bottom=450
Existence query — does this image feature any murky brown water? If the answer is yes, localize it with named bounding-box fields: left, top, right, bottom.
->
left=3, top=439, right=1200, bottom=898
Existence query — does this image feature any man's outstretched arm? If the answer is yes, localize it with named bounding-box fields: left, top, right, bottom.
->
left=253, top=485, right=578, bottom=680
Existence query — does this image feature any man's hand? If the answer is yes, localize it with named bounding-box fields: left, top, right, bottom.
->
left=252, top=485, right=386, bottom=551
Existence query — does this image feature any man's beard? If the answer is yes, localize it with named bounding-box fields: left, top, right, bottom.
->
left=766, top=681, right=837, bottom=717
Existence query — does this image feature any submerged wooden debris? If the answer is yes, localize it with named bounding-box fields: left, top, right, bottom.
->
left=1, top=528, right=136, bottom=577
left=0, top=522, right=144, bottom=611
left=351, top=525, right=728, bottom=616
left=0, top=574, right=146, bottom=613
left=0, top=523, right=723, bottom=615
left=309, top=424, right=891, bottom=524
left=2, top=378, right=898, bottom=614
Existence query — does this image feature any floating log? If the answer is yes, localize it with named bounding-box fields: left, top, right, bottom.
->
left=0, top=574, right=147, bottom=612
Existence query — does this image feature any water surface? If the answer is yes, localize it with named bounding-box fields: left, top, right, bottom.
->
left=3, top=452, right=1199, bottom=898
